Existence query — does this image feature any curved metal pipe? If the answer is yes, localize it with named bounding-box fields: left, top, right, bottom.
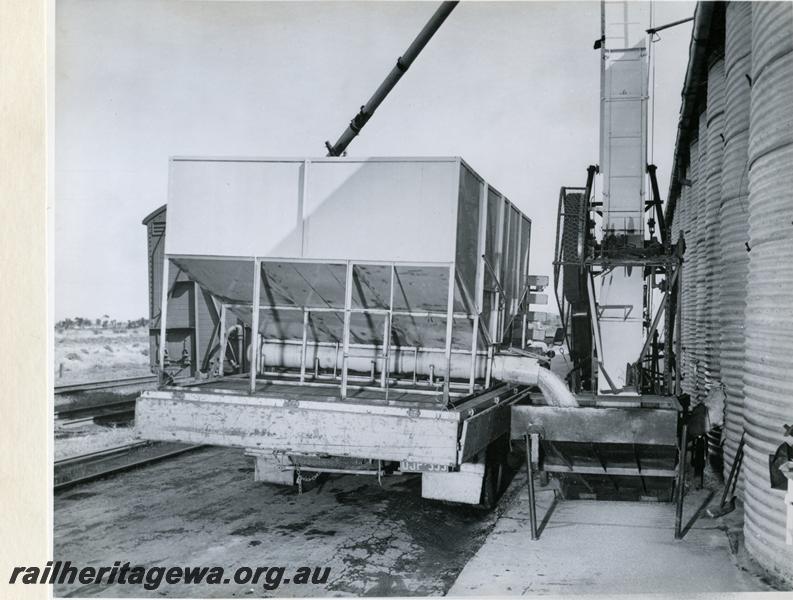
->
left=491, top=354, right=578, bottom=407
left=537, top=367, right=579, bottom=407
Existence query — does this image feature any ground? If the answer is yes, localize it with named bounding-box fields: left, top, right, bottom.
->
left=54, top=326, right=151, bottom=385
left=54, top=447, right=510, bottom=598
left=53, top=446, right=789, bottom=598
left=449, top=481, right=778, bottom=596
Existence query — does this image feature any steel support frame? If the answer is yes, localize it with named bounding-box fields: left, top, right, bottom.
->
left=380, top=265, right=395, bottom=394
left=248, top=258, right=467, bottom=403
left=482, top=255, right=507, bottom=348
left=218, top=303, right=226, bottom=379
left=674, top=420, right=688, bottom=539
left=637, top=264, right=679, bottom=365
left=168, top=255, right=484, bottom=402
left=470, top=180, right=488, bottom=392
left=520, top=423, right=686, bottom=540
left=158, top=257, right=170, bottom=377
left=564, top=229, right=680, bottom=397
left=442, top=264, right=456, bottom=402
left=250, top=258, right=261, bottom=394
left=523, top=431, right=562, bottom=541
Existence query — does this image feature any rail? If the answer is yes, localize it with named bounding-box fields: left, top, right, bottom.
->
left=54, top=375, right=157, bottom=395
left=54, top=442, right=204, bottom=491
left=55, top=398, right=136, bottom=421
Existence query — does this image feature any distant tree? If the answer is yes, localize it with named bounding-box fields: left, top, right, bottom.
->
left=58, top=318, right=74, bottom=330
left=95, top=318, right=101, bottom=327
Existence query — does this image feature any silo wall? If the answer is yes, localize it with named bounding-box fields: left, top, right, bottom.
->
left=684, top=133, right=701, bottom=400
left=679, top=160, right=694, bottom=399
left=720, top=0, right=751, bottom=497
left=743, top=0, right=793, bottom=582
left=694, top=115, right=709, bottom=402
left=704, top=56, right=725, bottom=395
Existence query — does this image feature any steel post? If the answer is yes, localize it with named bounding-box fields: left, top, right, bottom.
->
left=158, top=257, right=170, bottom=379
left=250, top=259, right=261, bottom=394
left=675, top=421, right=688, bottom=539
left=525, top=433, right=539, bottom=540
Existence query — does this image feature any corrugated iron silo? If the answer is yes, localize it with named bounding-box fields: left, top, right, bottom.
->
left=694, top=114, right=709, bottom=402
left=680, top=157, right=699, bottom=396
left=720, top=0, right=751, bottom=496
left=704, top=55, right=726, bottom=393
left=743, top=0, right=793, bottom=581
left=685, top=134, right=701, bottom=399
left=679, top=162, right=694, bottom=398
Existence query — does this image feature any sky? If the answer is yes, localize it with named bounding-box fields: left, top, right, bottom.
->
left=55, top=0, right=694, bottom=321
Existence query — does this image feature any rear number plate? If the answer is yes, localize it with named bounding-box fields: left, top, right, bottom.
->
left=400, top=460, right=449, bottom=473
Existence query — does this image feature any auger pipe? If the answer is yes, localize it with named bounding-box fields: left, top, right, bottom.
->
left=325, top=1, right=459, bottom=157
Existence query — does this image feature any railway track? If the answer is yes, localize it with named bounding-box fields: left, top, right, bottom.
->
left=54, top=442, right=203, bottom=491
left=56, top=398, right=136, bottom=422
left=55, top=375, right=161, bottom=427
left=54, top=375, right=158, bottom=395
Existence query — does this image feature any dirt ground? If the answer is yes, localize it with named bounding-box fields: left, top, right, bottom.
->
left=54, top=447, right=512, bottom=598
left=54, top=327, right=152, bottom=385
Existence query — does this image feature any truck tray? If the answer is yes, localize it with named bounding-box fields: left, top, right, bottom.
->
left=136, top=378, right=528, bottom=467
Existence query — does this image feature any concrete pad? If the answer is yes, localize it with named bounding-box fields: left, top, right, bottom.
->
left=448, top=474, right=773, bottom=596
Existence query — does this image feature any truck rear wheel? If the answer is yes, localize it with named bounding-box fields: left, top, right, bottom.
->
left=478, top=434, right=514, bottom=510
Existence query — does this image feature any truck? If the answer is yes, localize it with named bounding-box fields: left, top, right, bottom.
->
left=136, top=155, right=557, bottom=507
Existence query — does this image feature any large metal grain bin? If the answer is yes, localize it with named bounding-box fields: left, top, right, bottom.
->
left=743, top=1, right=793, bottom=581
left=720, top=0, right=751, bottom=495
left=154, top=156, right=531, bottom=400
left=683, top=136, right=700, bottom=399
left=679, top=162, right=693, bottom=398
left=694, top=116, right=709, bottom=401
left=704, top=55, right=725, bottom=391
